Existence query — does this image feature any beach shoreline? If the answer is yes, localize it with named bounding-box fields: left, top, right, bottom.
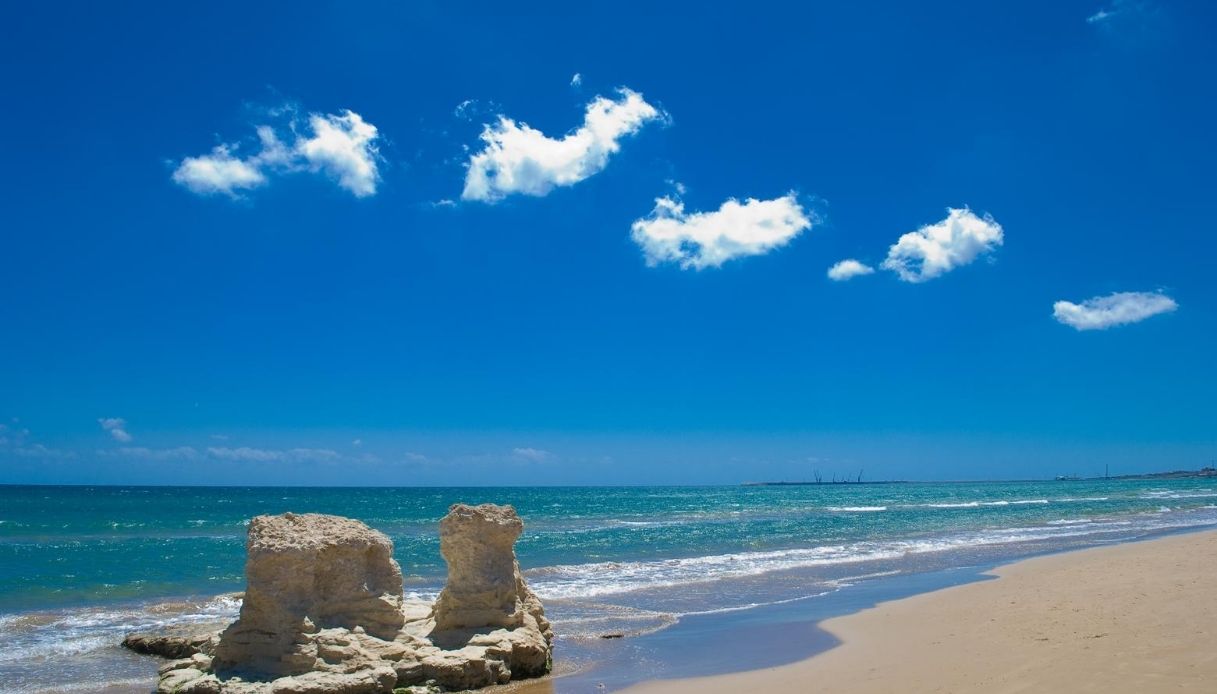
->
left=620, top=528, right=1217, bottom=693
left=5, top=483, right=1217, bottom=693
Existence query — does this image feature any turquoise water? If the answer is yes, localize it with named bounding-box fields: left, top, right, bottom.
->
left=2, top=480, right=1216, bottom=692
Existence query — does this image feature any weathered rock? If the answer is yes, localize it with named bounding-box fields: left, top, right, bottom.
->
left=212, top=513, right=405, bottom=677
left=433, top=504, right=547, bottom=637
left=123, top=631, right=219, bottom=659
left=138, top=507, right=552, bottom=693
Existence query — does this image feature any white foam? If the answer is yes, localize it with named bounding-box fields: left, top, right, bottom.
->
left=826, top=506, right=887, bottom=512
left=525, top=508, right=1217, bottom=600
left=0, top=594, right=241, bottom=664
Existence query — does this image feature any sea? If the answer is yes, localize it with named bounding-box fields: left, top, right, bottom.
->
left=3, top=479, right=1217, bottom=693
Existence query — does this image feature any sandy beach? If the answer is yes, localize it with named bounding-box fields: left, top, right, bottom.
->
left=619, top=529, right=1217, bottom=693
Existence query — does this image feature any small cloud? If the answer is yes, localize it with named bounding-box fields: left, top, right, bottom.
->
left=171, top=144, right=267, bottom=197
left=106, top=446, right=202, bottom=462
left=352, top=438, right=363, bottom=447
left=454, top=99, right=475, bottom=120
left=205, top=446, right=342, bottom=463
left=172, top=107, right=381, bottom=199
left=511, top=447, right=552, bottom=462
left=12, top=443, right=77, bottom=460
left=461, top=88, right=663, bottom=203
left=295, top=111, right=380, bottom=197
left=98, top=417, right=133, bottom=443
left=570, top=73, right=583, bottom=87
left=1087, top=0, right=1147, bottom=24
left=403, top=451, right=430, bottom=463
left=1053, top=291, right=1177, bottom=330
left=827, top=259, right=875, bottom=281
left=631, top=191, right=812, bottom=270
left=881, top=207, right=1003, bottom=283
left=430, top=198, right=457, bottom=208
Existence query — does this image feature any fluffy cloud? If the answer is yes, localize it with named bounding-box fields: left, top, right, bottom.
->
left=171, top=145, right=267, bottom=196
left=631, top=192, right=812, bottom=270
left=172, top=108, right=380, bottom=198
left=827, top=259, right=875, bottom=281
left=294, top=111, right=380, bottom=197
left=1053, top=291, right=1177, bottom=330
left=882, top=208, right=1004, bottom=282
left=462, top=88, right=662, bottom=202
left=98, top=417, right=132, bottom=443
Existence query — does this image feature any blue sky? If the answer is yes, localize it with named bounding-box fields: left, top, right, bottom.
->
left=2, top=1, right=1215, bottom=485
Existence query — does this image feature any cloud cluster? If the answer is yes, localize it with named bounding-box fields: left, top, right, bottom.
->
left=1053, top=291, right=1177, bottom=330
left=0, top=424, right=77, bottom=460
left=827, top=259, right=875, bottom=281
left=462, top=89, right=662, bottom=202
left=631, top=193, right=812, bottom=270
left=173, top=109, right=380, bottom=198
left=102, top=445, right=345, bottom=463
left=881, top=208, right=1004, bottom=283
left=98, top=417, right=132, bottom=442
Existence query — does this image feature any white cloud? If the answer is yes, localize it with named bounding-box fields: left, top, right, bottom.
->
left=1053, top=291, right=1177, bottom=330
left=631, top=192, right=812, bottom=270
left=1088, top=0, right=1145, bottom=23
left=570, top=73, right=582, bottom=87
left=171, top=145, right=267, bottom=196
left=511, top=447, right=552, bottom=462
left=110, top=446, right=202, bottom=462
left=462, top=88, right=662, bottom=202
left=881, top=208, right=1003, bottom=283
left=172, top=108, right=381, bottom=198
left=827, top=259, right=875, bottom=281
left=12, top=443, right=77, bottom=459
left=295, top=111, right=380, bottom=197
left=205, top=446, right=342, bottom=463
left=98, top=417, right=132, bottom=443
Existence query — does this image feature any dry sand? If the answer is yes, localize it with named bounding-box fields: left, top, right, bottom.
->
left=622, top=529, right=1217, bottom=693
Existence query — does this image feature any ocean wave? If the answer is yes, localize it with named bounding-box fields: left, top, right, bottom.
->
left=920, top=499, right=1048, bottom=508
left=1140, top=491, right=1217, bottom=500
left=826, top=506, right=887, bottom=512
left=0, top=594, right=241, bottom=665
left=524, top=510, right=1217, bottom=600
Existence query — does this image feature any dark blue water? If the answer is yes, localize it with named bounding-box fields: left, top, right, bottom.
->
left=2, top=480, right=1216, bottom=692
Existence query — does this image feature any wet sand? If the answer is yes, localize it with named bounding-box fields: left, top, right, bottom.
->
left=623, top=529, right=1217, bottom=693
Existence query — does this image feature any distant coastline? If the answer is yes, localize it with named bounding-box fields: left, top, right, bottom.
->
left=1055, top=466, right=1217, bottom=482
left=744, top=465, right=1217, bottom=487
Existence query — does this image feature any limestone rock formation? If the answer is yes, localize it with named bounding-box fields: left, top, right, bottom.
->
left=211, top=513, right=406, bottom=677
left=434, top=503, right=550, bottom=638
left=134, top=506, right=553, bottom=693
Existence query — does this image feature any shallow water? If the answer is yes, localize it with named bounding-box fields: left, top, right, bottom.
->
left=2, top=480, right=1216, bottom=692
